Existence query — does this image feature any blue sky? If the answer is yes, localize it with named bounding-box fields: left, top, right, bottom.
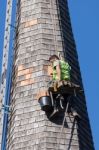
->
left=0, top=0, right=98, bottom=149
left=68, top=0, right=99, bottom=149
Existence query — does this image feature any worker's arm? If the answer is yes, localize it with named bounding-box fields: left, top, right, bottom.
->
left=48, top=65, right=53, bottom=76
left=56, top=63, right=61, bottom=80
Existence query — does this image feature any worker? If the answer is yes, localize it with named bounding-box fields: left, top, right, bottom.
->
left=49, top=54, right=71, bottom=91
left=49, top=54, right=71, bottom=117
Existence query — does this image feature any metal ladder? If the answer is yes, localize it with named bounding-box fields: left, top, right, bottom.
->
left=0, top=0, right=18, bottom=149
left=0, top=1, right=13, bottom=148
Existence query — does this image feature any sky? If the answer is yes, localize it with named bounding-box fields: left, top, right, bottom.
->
left=68, top=0, right=99, bottom=149
left=0, top=0, right=98, bottom=149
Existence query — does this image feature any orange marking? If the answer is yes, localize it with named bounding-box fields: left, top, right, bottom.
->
left=37, top=89, right=49, bottom=100
left=25, top=74, right=32, bottom=79
left=17, top=68, right=33, bottom=76
left=18, top=69, right=30, bottom=76
left=25, top=19, right=37, bottom=27
left=18, top=65, right=24, bottom=71
left=20, top=79, right=34, bottom=86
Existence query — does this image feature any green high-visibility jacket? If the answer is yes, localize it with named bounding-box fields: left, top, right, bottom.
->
left=53, top=60, right=71, bottom=80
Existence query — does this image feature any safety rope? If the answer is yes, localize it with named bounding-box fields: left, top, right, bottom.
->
left=56, top=0, right=67, bottom=58
left=50, top=0, right=58, bottom=54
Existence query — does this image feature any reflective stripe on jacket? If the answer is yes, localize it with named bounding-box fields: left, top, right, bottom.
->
left=52, top=60, right=71, bottom=80
left=60, top=60, right=71, bottom=80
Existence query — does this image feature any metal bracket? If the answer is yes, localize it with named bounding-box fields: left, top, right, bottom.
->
left=0, top=104, right=11, bottom=114
left=8, top=24, right=16, bottom=30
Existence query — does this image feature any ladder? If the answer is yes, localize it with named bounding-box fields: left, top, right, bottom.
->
left=0, top=1, right=13, bottom=149
left=0, top=0, right=18, bottom=149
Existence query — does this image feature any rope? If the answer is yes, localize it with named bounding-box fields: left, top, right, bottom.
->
left=56, top=0, right=67, bottom=58
left=50, top=0, right=58, bottom=54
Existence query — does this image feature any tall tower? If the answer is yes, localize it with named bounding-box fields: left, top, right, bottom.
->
left=1, top=0, right=94, bottom=150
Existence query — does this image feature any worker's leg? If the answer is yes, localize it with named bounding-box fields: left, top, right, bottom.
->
left=53, top=81, right=58, bottom=92
left=49, top=97, right=59, bottom=118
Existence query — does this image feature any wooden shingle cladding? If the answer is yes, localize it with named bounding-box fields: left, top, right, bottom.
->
left=6, top=0, right=94, bottom=150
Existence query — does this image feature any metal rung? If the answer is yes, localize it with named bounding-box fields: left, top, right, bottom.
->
left=9, top=24, right=16, bottom=29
